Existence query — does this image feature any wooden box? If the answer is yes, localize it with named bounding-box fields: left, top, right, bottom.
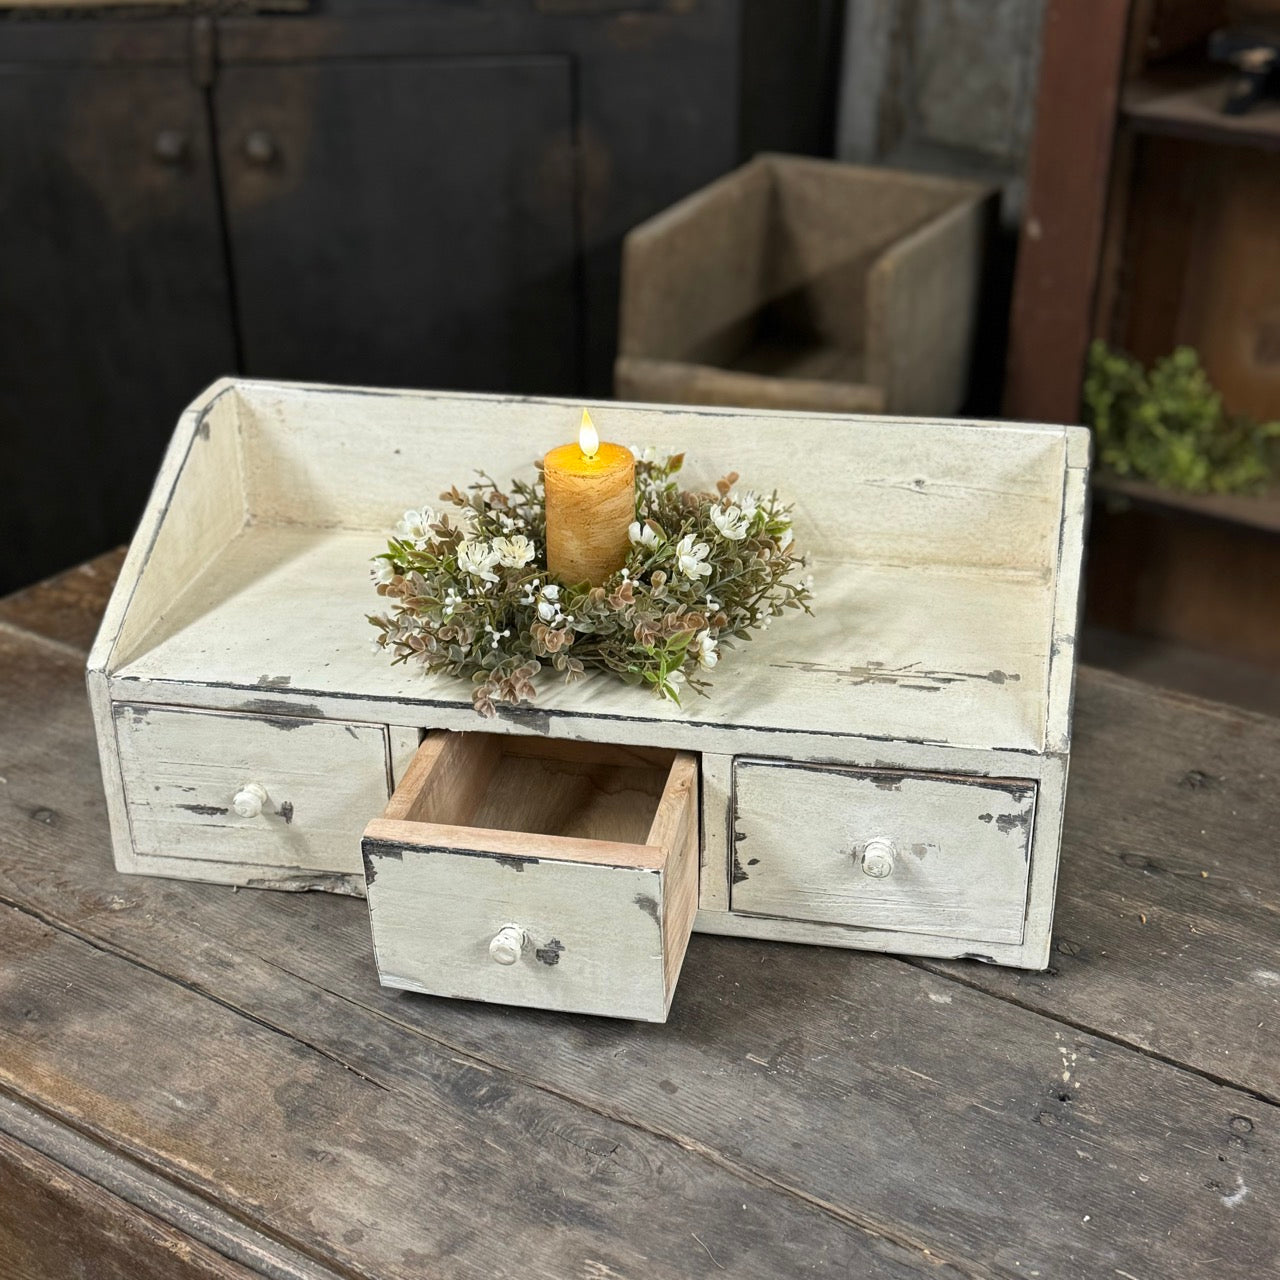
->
left=615, top=154, right=995, bottom=417
left=88, top=378, right=1088, bottom=1018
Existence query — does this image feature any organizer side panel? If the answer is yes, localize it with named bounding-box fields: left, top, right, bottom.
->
left=1045, top=457, right=1090, bottom=753
left=108, top=388, right=248, bottom=671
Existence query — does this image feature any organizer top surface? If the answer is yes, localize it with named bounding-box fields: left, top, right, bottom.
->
left=100, top=380, right=1089, bottom=756
left=115, top=523, right=1055, bottom=751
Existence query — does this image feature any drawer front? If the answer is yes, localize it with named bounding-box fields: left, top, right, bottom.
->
left=114, top=704, right=391, bottom=875
left=363, top=837, right=678, bottom=1022
left=731, top=759, right=1036, bottom=945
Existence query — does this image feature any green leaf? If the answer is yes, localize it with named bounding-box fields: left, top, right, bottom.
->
left=1083, top=341, right=1278, bottom=494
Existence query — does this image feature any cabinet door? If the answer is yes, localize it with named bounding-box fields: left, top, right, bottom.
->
left=216, top=58, right=577, bottom=394
left=0, top=67, right=236, bottom=594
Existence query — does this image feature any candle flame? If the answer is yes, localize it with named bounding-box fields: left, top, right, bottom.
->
left=579, top=409, right=599, bottom=460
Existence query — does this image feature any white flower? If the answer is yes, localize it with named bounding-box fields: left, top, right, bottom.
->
left=730, top=490, right=759, bottom=521
left=777, top=525, right=794, bottom=552
left=492, top=534, right=535, bottom=568
left=369, top=557, right=396, bottom=585
left=396, top=506, right=438, bottom=543
left=694, top=629, right=719, bottom=669
left=674, top=534, right=712, bottom=580
left=536, top=584, right=563, bottom=623
left=628, top=520, right=660, bottom=548
left=657, top=668, right=687, bottom=703
left=710, top=504, right=750, bottom=541
left=484, top=623, right=511, bottom=651
left=457, top=539, right=500, bottom=584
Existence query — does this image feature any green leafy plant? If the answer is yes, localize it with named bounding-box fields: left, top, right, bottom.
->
left=368, top=452, right=814, bottom=716
left=1083, top=341, right=1280, bottom=494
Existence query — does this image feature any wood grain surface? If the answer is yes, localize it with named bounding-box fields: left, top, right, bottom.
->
left=1, top=552, right=1278, bottom=1278
left=0, top=1126, right=261, bottom=1280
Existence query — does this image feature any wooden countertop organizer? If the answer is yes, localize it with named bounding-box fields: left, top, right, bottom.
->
left=89, top=379, right=1089, bottom=1021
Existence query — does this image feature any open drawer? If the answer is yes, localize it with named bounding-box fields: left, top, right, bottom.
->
left=361, top=733, right=700, bottom=1021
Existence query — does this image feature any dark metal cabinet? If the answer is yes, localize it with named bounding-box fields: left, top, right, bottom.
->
left=0, top=62, right=236, bottom=591
left=216, top=58, right=578, bottom=392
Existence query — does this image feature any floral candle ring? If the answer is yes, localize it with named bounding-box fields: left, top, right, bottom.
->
left=369, top=424, right=814, bottom=716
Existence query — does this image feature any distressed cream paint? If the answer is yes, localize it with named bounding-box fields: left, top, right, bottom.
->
left=89, top=379, right=1087, bottom=1016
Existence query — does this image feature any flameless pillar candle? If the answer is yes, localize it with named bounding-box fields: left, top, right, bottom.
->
left=544, top=410, right=635, bottom=587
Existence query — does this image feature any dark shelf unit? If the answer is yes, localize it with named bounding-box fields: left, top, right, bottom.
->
left=1006, top=0, right=1280, bottom=677
left=1094, top=474, right=1280, bottom=535
left=1122, top=68, right=1280, bottom=149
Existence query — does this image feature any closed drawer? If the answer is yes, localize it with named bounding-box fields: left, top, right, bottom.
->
left=113, top=704, right=392, bottom=875
left=731, top=759, right=1036, bottom=946
left=362, top=733, right=699, bottom=1022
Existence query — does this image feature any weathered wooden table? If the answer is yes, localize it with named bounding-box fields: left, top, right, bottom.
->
left=1, top=552, right=1277, bottom=1280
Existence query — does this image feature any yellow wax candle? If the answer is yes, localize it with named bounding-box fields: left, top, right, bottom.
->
left=544, top=409, right=635, bottom=587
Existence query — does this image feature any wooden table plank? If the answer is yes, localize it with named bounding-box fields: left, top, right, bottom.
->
left=2, top=889, right=929, bottom=1280
left=922, top=669, right=1280, bottom=1104
left=0, top=546, right=126, bottom=654
left=0, top=631, right=960, bottom=1280
left=0, top=1127, right=263, bottom=1280
left=5, top=814, right=1276, bottom=1279
left=0, top=559, right=1278, bottom=1277
left=0, top=1094, right=343, bottom=1280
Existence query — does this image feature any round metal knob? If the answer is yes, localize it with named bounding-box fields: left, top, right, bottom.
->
left=232, top=782, right=269, bottom=819
left=489, top=925, right=526, bottom=966
left=861, top=838, right=897, bottom=879
left=152, top=129, right=188, bottom=166
left=243, top=130, right=278, bottom=166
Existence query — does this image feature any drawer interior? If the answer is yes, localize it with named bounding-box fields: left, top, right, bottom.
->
left=384, top=733, right=681, bottom=851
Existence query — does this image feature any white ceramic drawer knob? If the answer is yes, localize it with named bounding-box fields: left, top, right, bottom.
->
left=232, top=782, right=269, bottom=818
left=861, top=838, right=897, bottom=879
left=489, top=925, right=527, bottom=966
